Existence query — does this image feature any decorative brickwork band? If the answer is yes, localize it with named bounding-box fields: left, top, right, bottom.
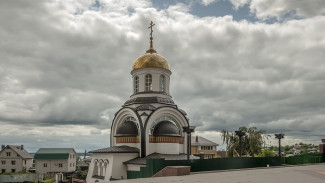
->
left=116, top=136, right=140, bottom=143
left=149, top=136, right=184, bottom=144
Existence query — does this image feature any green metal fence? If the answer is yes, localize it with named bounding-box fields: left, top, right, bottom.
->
left=127, top=157, right=281, bottom=179
left=127, top=153, right=325, bottom=179
left=283, top=153, right=324, bottom=165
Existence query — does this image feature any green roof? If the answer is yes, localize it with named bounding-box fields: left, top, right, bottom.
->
left=34, top=148, right=75, bottom=159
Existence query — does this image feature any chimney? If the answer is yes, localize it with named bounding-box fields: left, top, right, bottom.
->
left=322, top=139, right=325, bottom=144
left=196, top=136, right=198, bottom=142
left=21, top=145, right=24, bottom=150
left=1, top=145, right=5, bottom=150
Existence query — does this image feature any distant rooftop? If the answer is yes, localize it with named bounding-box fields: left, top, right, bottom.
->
left=1, top=145, right=33, bottom=159
left=191, top=136, right=218, bottom=146
left=89, top=146, right=139, bottom=153
left=34, top=148, right=75, bottom=159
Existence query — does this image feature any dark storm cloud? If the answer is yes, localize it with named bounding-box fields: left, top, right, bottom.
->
left=0, top=0, right=324, bottom=150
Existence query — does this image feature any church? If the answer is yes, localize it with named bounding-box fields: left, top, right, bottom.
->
left=86, top=22, right=196, bottom=182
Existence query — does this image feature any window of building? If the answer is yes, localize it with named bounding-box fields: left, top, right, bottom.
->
left=1, top=169, right=5, bottom=173
left=6, top=152, right=10, bottom=157
left=70, top=163, right=72, bottom=167
left=43, top=163, right=47, bottom=168
left=11, top=161, right=15, bottom=165
left=159, top=75, right=165, bottom=92
left=59, top=163, right=63, bottom=167
left=73, top=155, right=75, bottom=158
left=201, top=146, right=213, bottom=150
left=1, top=160, right=5, bottom=165
left=24, top=160, right=26, bottom=164
left=73, top=163, right=74, bottom=167
left=70, top=155, right=72, bottom=158
left=11, top=169, right=15, bottom=173
left=134, top=76, right=139, bottom=93
left=145, top=74, right=152, bottom=91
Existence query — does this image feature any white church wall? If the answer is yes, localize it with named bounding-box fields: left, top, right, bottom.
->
left=86, top=153, right=113, bottom=183
left=131, top=68, right=171, bottom=95
left=155, top=143, right=179, bottom=154
left=111, top=153, right=139, bottom=180
left=179, top=144, right=184, bottom=153
left=148, top=143, right=156, bottom=155
left=86, top=152, right=138, bottom=183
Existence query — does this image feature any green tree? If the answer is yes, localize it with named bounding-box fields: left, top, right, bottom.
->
left=258, top=149, right=275, bottom=157
left=221, top=126, right=269, bottom=157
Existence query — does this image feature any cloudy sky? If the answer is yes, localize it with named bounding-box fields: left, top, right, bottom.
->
left=1, top=0, right=325, bottom=152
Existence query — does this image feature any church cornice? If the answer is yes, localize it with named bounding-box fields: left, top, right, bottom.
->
left=124, top=96, right=175, bottom=106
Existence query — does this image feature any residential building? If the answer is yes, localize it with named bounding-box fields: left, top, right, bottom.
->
left=0, top=145, right=33, bottom=174
left=191, top=136, right=219, bottom=159
left=34, top=148, right=77, bottom=174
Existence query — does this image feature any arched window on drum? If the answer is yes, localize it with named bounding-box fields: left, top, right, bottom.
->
left=145, top=74, right=152, bottom=91
left=134, top=76, right=139, bottom=93
left=159, top=74, right=165, bottom=92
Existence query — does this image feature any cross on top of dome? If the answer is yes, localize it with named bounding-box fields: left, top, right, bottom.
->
left=146, top=21, right=157, bottom=54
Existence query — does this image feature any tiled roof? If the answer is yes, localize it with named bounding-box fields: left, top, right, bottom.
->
left=89, top=146, right=139, bottom=153
left=34, top=148, right=75, bottom=159
left=191, top=136, right=218, bottom=146
left=4, top=145, right=33, bottom=159
left=124, top=153, right=199, bottom=165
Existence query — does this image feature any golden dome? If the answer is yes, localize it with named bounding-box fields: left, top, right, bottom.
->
left=132, top=51, right=170, bottom=71
left=133, top=21, right=170, bottom=71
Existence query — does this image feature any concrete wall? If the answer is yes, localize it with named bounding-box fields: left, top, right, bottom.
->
left=0, top=174, right=41, bottom=182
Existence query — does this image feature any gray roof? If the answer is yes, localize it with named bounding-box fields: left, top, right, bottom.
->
left=136, top=104, right=156, bottom=111
left=89, top=146, right=139, bottom=153
left=191, top=136, right=218, bottom=146
left=124, top=97, right=175, bottom=106
left=34, top=148, right=76, bottom=159
left=3, top=145, right=33, bottom=159
left=124, top=153, right=199, bottom=165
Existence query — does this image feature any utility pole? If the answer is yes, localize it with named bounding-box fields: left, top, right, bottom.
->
left=275, top=133, right=285, bottom=158
left=235, top=130, right=246, bottom=157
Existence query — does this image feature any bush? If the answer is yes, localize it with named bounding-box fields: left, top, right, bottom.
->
left=258, top=149, right=275, bottom=157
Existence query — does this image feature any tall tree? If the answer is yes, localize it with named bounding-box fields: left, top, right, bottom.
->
left=221, top=126, right=268, bottom=157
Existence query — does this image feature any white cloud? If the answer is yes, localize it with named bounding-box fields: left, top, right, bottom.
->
left=228, top=0, right=250, bottom=10
left=228, top=0, right=325, bottom=20
left=201, top=0, right=218, bottom=6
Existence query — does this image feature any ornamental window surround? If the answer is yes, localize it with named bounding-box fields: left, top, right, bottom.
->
left=159, top=75, right=165, bottom=92
left=145, top=74, right=152, bottom=91
left=134, top=76, right=139, bottom=93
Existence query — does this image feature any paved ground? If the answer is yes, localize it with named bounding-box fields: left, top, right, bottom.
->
left=116, top=163, right=325, bottom=183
